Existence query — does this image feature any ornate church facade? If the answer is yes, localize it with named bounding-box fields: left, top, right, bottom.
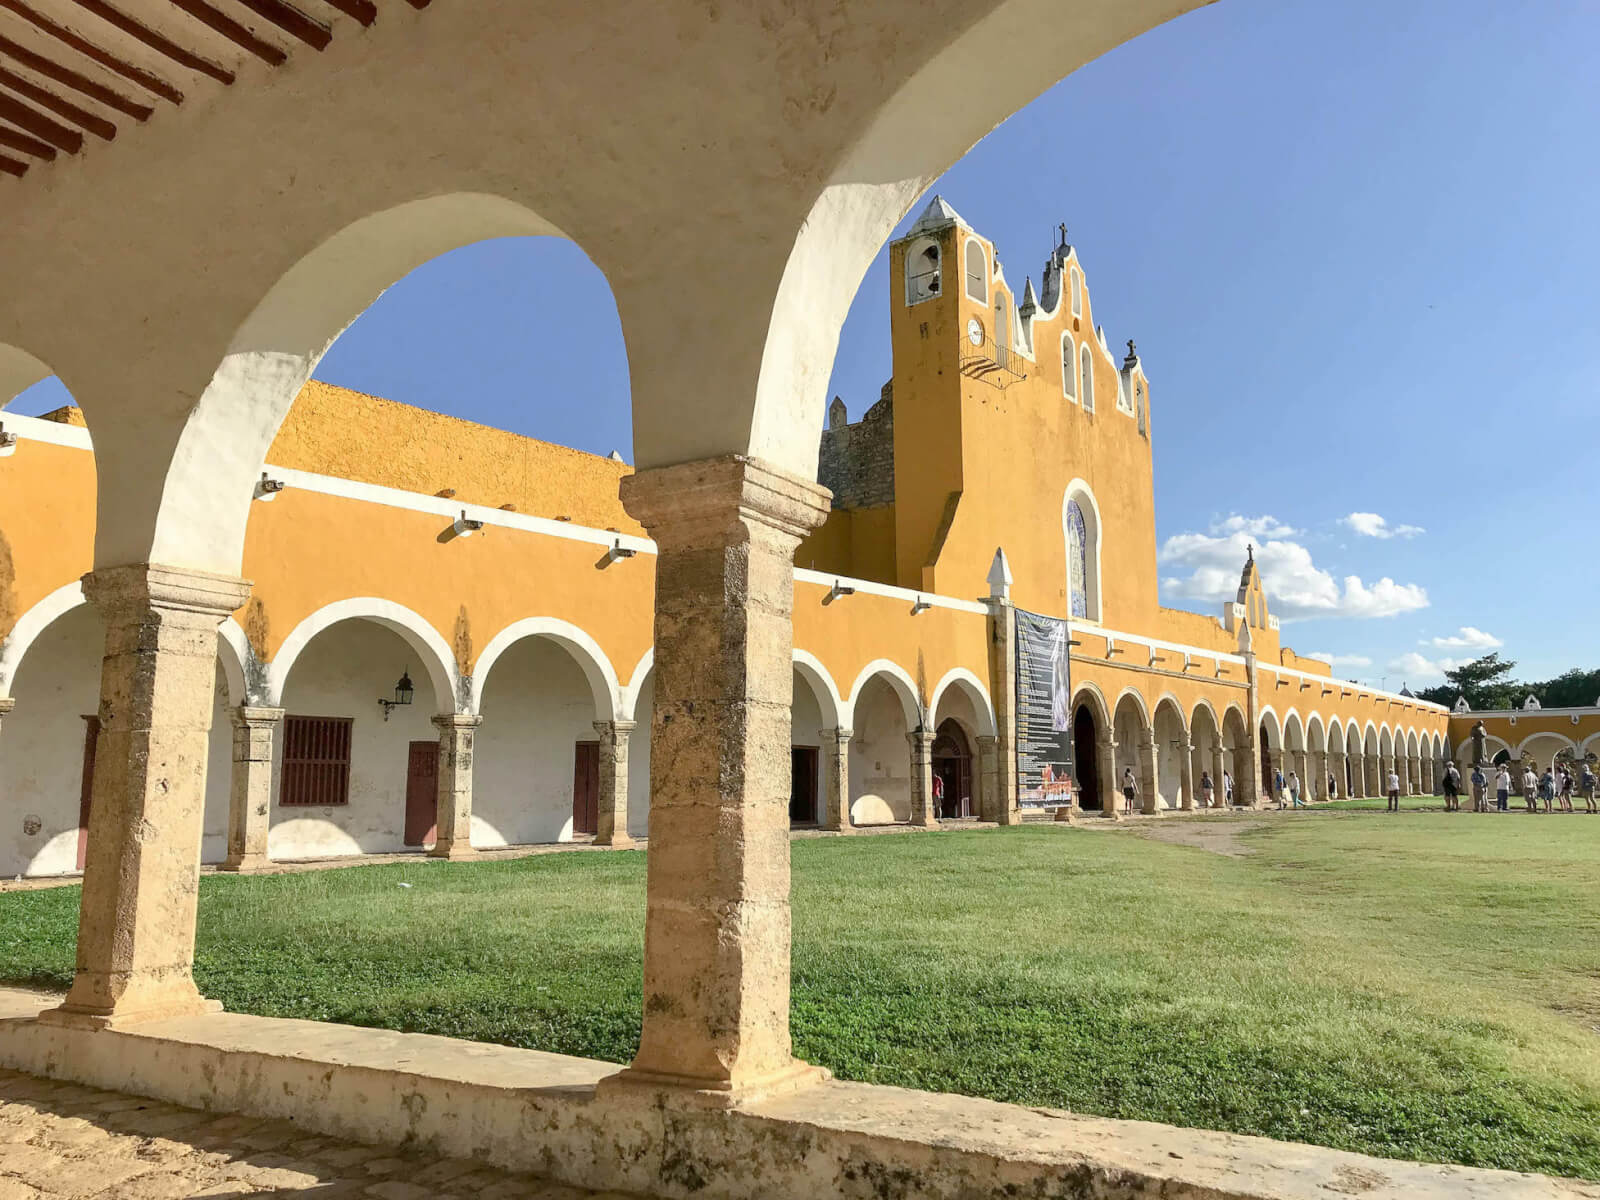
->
left=0, top=198, right=1456, bottom=880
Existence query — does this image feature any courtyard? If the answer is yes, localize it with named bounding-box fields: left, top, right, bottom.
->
left=0, top=814, right=1595, bottom=1183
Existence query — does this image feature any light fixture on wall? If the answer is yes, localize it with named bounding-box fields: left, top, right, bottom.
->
left=451, top=510, right=484, bottom=538
left=253, top=472, right=286, bottom=501
left=909, top=595, right=932, bottom=615
left=601, top=538, right=637, bottom=567
left=0, top=424, right=16, bottom=458
left=378, top=668, right=415, bottom=720
left=824, top=580, right=855, bottom=606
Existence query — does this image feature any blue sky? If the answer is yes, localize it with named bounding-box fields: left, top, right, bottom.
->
left=14, top=0, right=1596, bottom=688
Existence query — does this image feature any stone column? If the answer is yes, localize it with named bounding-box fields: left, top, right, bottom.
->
left=820, top=727, right=853, bottom=832
left=220, top=705, right=283, bottom=873
left=1096, top=734, right=1119, bottom=818
left=982, top=596, right=1020, bottom=824
left=907, top=728, right=939, bottom=827
left=42, top=564, right=249, bottom=1029
left=1139, top=730, right=1158, bottom=815
left=1237, top=735, right=1261, bottom=808
left=1178, top=739, right=1195, bottom=810
left=1266, top=747, right=1284, bottom=803
left=1423, top=756, right=1435, bottom=795
left=607, top=455, right=829, bottom=1104
left=429, top=713, right=483, bottom=860
left=593, top=719, right=637, bottom=846
left=1328, top=749, right=1344, bottom=798
left=976, top=734, right=1004, bottom=821
left=1312, top=750, right=1328, bottom=801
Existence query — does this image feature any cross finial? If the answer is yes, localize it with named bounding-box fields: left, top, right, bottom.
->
left=1126, top=339, right=1137, bottom=359
left=1247, top=543, right=1254, bottom=563
left=1058, top=222, right=1068, bottom=247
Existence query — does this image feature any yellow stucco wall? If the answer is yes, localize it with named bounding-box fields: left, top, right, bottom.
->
left=0, top=438, right=96, bottom=637
left=269, top=382, right=643, bottom=535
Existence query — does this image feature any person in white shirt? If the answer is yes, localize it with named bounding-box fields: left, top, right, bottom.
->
left=1521, top=766, right=1540, bottom=813
left=1386, top=768, right=1402, bottom=812
left=1494, top=766, right=1512, bottom=812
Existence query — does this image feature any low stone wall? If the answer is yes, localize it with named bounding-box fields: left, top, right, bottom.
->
left=0, top=990, right=1588, bottom=1200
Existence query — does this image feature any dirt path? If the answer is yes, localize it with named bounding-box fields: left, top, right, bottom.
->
left=1126, top=817, right=1273, bottom=857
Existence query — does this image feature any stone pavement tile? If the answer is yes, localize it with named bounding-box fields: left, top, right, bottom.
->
left=358, top=1157, right=413, bottom=1177
left=232, top=1121, right=305, bottom=1154
left=95, top=1168, right=230, bottom=1199
left=407, top=1158, right=482, bottom=1187
left=0, top=1181, right=41, bottom=1200
left=364, top=1181, right=435, bottom=1200
left=218, top=1157, right=326, bottom=1190
left=102, top=1108, right=213, bottom=1139
left=311, top=1146, right=390, bottom=1171
left=0, top=1141, right=157, bottom=1193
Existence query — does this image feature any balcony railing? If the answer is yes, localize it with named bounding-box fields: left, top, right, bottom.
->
left=960, top=334, right=1027, bottom=390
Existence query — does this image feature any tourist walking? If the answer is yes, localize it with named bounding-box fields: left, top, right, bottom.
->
left=1387, top=767, right=1402, bottom=812
left=1223, top=769, right=1234, bottom=806
left=1273, top=765, right=1286, bottom=809
left=1559, top=766, right=1575, bottom=812
left=1540, top=767, right=1556, bottom=813
left=1582, top=763, right=1598, bottom=814
left=1522, top=764, right=1540, bottom=812
left=1288, top=770, right=1303, bottom=809
left=1494, top=764, right=1511, bottom=812
left=1200, top=770, right=1215, bottom=809
left=1121, top=766, right=1139, bottom=815
left=1467, top=765, right=1485, bottom=814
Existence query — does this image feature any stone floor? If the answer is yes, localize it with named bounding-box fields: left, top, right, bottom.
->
left=0, top=1069, right=643, bottom=1199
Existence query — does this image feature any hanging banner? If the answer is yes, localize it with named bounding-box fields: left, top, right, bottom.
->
left=1015, top=607, right=1075, bottom=808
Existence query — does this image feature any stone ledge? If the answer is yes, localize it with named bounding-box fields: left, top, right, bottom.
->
left=0, top=988, right=1589, bottom=1200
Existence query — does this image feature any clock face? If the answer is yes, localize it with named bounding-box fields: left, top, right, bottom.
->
left=967, top=317, right=984, bottom=346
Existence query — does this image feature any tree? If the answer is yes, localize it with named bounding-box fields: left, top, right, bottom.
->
left=1532, top=667, right=1600, bottom=710
left=1416, top=653, right=1520, bottom=711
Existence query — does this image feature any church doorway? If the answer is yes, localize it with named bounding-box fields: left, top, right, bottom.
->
left=931, top=719, right=973, bottom=819
left=1072, top=704, right=1100, bottom=810
left=1259, top=723, right=1274, bottom=801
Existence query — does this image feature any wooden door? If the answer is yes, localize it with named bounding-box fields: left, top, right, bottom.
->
left=789, top=747, right=819, bottom=825
left=404, top=741, right=439, bottom=847
left=76, top=715, right=99, bottom=871
left=572, top=741, right=600, bottom=835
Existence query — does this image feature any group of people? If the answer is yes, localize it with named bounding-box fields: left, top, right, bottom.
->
left=1108, top=758, right=1600, bottom=816
left=1438, top=759, right=1599, bottom=814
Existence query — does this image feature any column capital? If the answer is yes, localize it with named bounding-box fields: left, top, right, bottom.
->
left=821, top=725, right=853, bottom=743
left=82, top=563, right=250, bottom=620
left=431, top=712, right=483, bottom=733
left=594, top=719, right=638, bottom=738
left=975, top=734, right=998, bottom=749
left=229, top=705, right=284, bottom=729
left=620, top=455, right=830, bottom=546
left=906, top=728, right=935, bottom=750
left=0, top=697, right=13, bottom=717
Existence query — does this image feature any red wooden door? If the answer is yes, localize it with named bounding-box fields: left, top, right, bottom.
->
left=404, top=741, right=439, bottom=847
left=76, top=715, right=99, bottom=871
left=572, top=741, right=600, bottom=835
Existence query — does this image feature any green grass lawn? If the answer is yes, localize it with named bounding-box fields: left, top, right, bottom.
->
left=1, top=814, right=1598, bottom=1180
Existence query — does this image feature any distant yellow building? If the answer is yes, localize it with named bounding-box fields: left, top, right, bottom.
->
left=0, top=197, right=1459, bottom=879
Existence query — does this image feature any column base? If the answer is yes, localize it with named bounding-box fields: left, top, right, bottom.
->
left=598, top=1059, right=831, bottom=1110
left=914, top=816, right=940, bottom=830
left=217, top=856, right=273, bottom=874
left=594, top=833, right=638, bottom=850
left=38, top=994, right=222, bottom=1031
left=427, top=843, right=478, bottom=862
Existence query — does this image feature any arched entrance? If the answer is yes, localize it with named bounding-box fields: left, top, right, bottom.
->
left=1259, top=722, right=1274, bottom=801
left=1072, top=704, right=1101, bottom=811
left=931, top=719, right=974, bottom=819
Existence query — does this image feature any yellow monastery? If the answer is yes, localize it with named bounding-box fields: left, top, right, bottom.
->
left=0, top=197, right=1481, bottom=879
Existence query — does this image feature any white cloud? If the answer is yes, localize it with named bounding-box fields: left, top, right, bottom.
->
left=1424, top=626, right=1502, bottom=651
left=1387, top=652, right=1472, bottom=683
left=1307, top=652, right=1373, bottom=668
left=1342, top=512, right=1425, bottom=539
left=1158, top=521, right=1429, bottom=622
left=1210, top=514, right=1298, bottom=539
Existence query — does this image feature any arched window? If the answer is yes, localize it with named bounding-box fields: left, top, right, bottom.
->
left=905, top=240, right=941, bottom=305
left=1135, top=380, right=1146, bottom=436
left=994, top=299, right=1008, bottom=369
left=1060, top=334, right=1075, bottom=400
left=1066, top=500, right=1089, bottom=619
left=964, top=238, right=987, bottom=303
left=1070, top=266, right=1082, bottom=317
left=1080, top=344, right=1095, bottom=412
left=1062, top=483, right=1101, bottom=622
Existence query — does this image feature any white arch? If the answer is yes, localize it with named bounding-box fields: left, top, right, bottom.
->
left=1306, top=712, right=1327, bottom=751
left=928, top=667, right=998, bottom=738
left=0, top=581, right=85, bottom=698
left=845, top=659, right=924, bottom=730
left=1072, top=680, right=1112, bottom=728
left=216, top=617, right=254, bottom=707
left=469, top=617, right=621, bottom=721
left=1060, top=332, right=1076, bottom=401
left=1515, top=731, right=1579, bottom=762
left=1062, top=477, right=1103, bottom=623
left=1327, top=715, right=1345, bottom=748
left=792, top=648, right=845, bottom=730
left=1190, top=697, right=1221, bottom=735
left=1581, top=731, right=1600, bottom=760
left=1363, top=720, right=1380, bottom=749
left=1257, top=705, right=1282, bottom=745
left=267, top=598, right=460, bottom=712
left=1112, top=686, right=1151, bottom=729
left=1282, top=708, right=1305, bottom=749
left=620, top=647, right=654, bottom=722
left=963, top=236, right=988, bottom=304
left=1080, top=342, right=1095, bottom=413
left=1152, top=691, right=1188, bottom=736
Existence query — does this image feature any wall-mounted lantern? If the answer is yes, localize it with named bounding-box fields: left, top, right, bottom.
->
left=823, top=580, right=855, bottom=606
left=0, top=424, right=16, bottom=458
left=909, top=595, right=932, bottom=616
left=451, top=510, right=484, bottom=538
left=253, top=472, right=286, bottom=501
left=378, top=668, right=415, bottom=720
